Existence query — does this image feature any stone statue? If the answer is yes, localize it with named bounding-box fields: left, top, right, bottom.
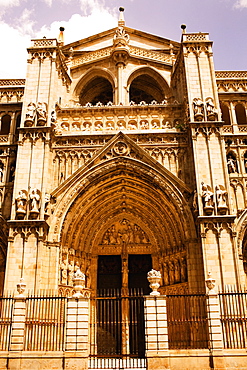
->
left=60, top=259, right=68, bottom=285
left=15, top=190, right=28, bottom=218
left=36, top=102, right=47, bottom=125
left=215, top=185, right=228, bottom=215
left=227, top=155, right=237, bottom=173
left=0, top=166, right=3, bottom=183
left=25, top=102, right=36, bottom=126
left=74, top=263, right=85, bottom=280
left=206, top=97, right=217, bottom=121
left=67, top=260, right=74, bottom=286
left=30, top=188, right=41, bottom=215
left=44, top=193, right=50, bottom=215
left=193, top=98, right=204, bottom=121
left=201, top=182, right=214, bottom=215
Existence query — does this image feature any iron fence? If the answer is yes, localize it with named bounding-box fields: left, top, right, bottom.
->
left=219, top=289, right=247, bottom=349
left=24, top=296, right=67, bottom=351
left=0, top=297, right=13, bottom=351
left=166, top=293, right=209, bottom=349
left=89, top=289, right=146, bottom=365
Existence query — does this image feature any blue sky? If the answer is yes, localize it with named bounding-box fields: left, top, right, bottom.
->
left=0, top=0, right=246, bottom=78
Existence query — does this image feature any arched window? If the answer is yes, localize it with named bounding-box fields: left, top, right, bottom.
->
left=220, top=102, right=231, bottom=125
left=0, top=115, right=11, bottom=135
left=129, top=74, right=164, bottom=104
left=235, top=103, right=247, bottom=124
left=79, top=77, right=113, bottom=106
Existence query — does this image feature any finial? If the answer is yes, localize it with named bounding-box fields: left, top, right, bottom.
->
left=118, top=7, right=125, bottom=27
left=58, top=27, right=65, bottom=45
left=181, top=24, right=187, bottom=34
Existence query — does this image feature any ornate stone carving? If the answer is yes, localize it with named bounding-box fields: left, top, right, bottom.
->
left=205, top=271, right=216, bottom=293
left=201, top=182, right=214, bottom=215
left=101, top=219, right=149, bottom=245
left=72, top=264, right=86, bottom=298
left=113, top=141, right=129, bottom=156
left=15, top=190, right=28, bottom=219
left=227, top=155, right=238, bottom=174
left=16, top=278, right=26, bottom=298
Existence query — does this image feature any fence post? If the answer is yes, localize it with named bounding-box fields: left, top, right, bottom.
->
left=144, top=296, right=170, bottom=370
left=65, top=297, right=89, bottom=370
left=8, top=280, right=27, bottom=369
left=206, top=273, right=226, bottom=370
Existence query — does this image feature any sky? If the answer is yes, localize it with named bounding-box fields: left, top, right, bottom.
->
left=0, top=0, right=247, bottom=78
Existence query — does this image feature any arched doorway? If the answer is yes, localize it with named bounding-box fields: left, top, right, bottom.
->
left=52, top=135, right=199, bottom=357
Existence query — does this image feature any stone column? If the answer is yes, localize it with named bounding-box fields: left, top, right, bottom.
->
left=144, top=296, right=169, bottom=370
left=206, top=273, right=226, bottom=370
left=65, top=297, right=89, bottom=370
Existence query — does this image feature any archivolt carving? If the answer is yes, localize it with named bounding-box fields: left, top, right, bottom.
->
left=101, top=219, right=149, bottom=245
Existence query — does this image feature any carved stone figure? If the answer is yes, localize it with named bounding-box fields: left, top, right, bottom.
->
left=67, top=260, right=74, bottom=286
left=15, top=190, right=28, bottom=219
left=29, top=189, right=41, bottom=217
left=206, top=97, right=217, bottom=121
left=25, top=102, right=36, bottom=126
left=0, top=166, right=3, bottom=183
left=193, top=98, right=204, bottom=121
left=169, top=262, right=175, bottom=285
left=36, top=102, right=47, bottom=125
left=181, top=257, right=187, bottom=283
left=201, top=182, right=214, bottom=215
left=44, top=193, right=50, bottom=215
left=60, top=259, right=68, bottom=285
left=227, top=155, right=237, bottom=173
left=216, top=185, right=228, bottom=215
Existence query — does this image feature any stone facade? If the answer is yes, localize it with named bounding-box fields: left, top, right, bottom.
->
left=0, top=9, right=247, bottom=370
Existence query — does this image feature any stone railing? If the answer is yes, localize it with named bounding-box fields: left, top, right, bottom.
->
left=183, top=33, right=209, bottom=42
left=54, top=104, right=183, bottom=135
left=0, top=79, right=25, bottom=86
left=216, top=71, right=247, bottom=79
left=30, top=39, right=57, bottom=48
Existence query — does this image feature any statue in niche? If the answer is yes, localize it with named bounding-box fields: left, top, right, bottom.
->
left=36, top=102, right=47, bottom=125
left=206, top=97, right=218, bottom=121
left=169, top=261, right=175, bottom=285
left=44, top=193, right=50, bottom=216
left=193, top=98, right=204, bottom=121
left=201, top=182, right=214, bottom=215
left=0, top=165, right=3, bottom=183
left=181, top=257, right=187, bottom=283
left=15, top=190, right=28, bottom=219
left=174, top=260, right=181, bottom=283
left=9, top=164, right=15, bottom=182
left=215, top=185, right=228, bottom=215
left=60, top=259, right=68, bottom=285
left=163, top=263, right=169, bottom=286
left=67, top=260, right=74, bottom=286
left=51, top=110, right=56, bottom=124
left=29, top=189, right=41, bottom=218
left=25, top=102, right=36, bottom=126
left=227, top=155, right=238, bottom=173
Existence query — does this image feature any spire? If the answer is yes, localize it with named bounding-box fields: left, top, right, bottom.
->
left=118, top=7, right=125, bottom=27
left=58, top=27, right=65, bottom=45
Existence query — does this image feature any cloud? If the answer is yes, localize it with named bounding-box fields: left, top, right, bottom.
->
left=234, top=0, right=247, bottom=8
left=37, top=9, right=117, bottom=44
left=0, top=0, right=20, bottom=7
left=0, top=21, right=29, bottom=78
left=0, top=5, right=117, bottom=78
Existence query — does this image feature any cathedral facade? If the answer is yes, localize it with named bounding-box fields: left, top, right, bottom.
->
left=0, top=9, right=247, bottom=370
